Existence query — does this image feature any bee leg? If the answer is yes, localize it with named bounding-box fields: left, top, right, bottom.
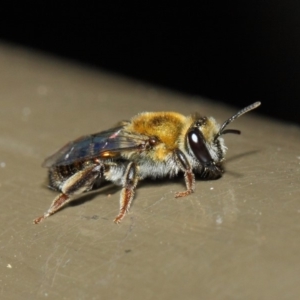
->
left=33, top=164, right=102, bottom=224
left=114, top=162, right=138, bottom=224
left=173, top=149, right=195, bottom=198
left=33, top=193, right=70, bottom=224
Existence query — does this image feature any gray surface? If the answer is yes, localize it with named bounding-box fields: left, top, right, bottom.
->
left=0, top=44, right=300, bottom=300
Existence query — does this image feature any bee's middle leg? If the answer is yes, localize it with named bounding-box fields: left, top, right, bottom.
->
left=173, top=149, right=195, bottom=198
left=33, top=164, right=103, bottom=224
left=114, top=162, right=139, bottom=224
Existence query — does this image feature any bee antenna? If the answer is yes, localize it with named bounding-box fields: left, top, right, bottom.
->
left=214, top=101, right=261, bottom=141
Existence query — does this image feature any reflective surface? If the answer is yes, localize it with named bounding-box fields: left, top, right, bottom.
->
left=0, top=44, right=299, bottom=299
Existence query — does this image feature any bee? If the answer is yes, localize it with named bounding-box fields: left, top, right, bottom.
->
left=34, top=102, right=261, bottom=224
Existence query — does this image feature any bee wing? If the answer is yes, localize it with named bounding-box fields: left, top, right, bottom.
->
left=42, top=126, right=148, bottom=167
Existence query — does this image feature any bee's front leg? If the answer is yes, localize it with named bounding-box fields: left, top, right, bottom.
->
left=114, top=162, right=139, bottom=224
left=173, top=149, right=195, bottom=198
left=33, top=164, right=102, bottom=224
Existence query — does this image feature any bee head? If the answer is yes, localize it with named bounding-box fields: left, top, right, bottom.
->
left=187, top=102, right=261, bottom=173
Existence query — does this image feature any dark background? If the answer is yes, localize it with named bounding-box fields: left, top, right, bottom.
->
left=1, top=2, right=300, bottom=124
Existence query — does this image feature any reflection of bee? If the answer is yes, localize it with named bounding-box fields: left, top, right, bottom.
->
left=34, top=102, right=260, bottom=224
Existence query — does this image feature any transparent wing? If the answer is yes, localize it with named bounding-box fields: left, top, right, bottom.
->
left=42, top=126, right=148, bottom=167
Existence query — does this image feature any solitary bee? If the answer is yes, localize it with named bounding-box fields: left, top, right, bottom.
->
left=34, top=102, right=260, bottom=224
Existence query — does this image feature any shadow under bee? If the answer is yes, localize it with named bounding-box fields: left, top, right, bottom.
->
left=222, top=149, right=260, bottom=178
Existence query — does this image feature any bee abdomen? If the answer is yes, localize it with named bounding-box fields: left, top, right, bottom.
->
left=48, top=161, right=91, bottom=191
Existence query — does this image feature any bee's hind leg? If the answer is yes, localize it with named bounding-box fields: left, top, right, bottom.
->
left=33, top=164, right=102, bottom=224
left=114, top=162, right=138, bottom=224
left=33, top=193, right=70, bottom=224
left=173, top=149, right=195, bottom=198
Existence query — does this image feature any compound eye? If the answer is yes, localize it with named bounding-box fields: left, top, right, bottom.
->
left=187, top=128, right=213, bottom=165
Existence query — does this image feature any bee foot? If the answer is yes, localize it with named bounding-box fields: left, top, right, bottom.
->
left=113, top=215, right=123, bottom=224
left=175, top=190, right=193, bottom=198
left=33, top=215, right=45, bottom=224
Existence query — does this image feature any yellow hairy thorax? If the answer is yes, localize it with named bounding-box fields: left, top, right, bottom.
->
left=126, top=112, right=191, bottom=161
